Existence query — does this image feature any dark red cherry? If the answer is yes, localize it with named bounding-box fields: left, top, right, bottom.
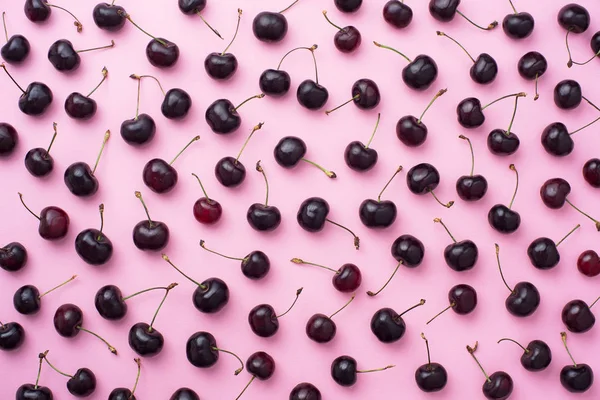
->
left=554, top=79, right=582, bottom=109
left=191, top=174, right=222, bottom=225
left=345, top=113, right=380, bottom=171
left=0, top=122, right=18, bottom=156
left=415, top=334, right=448, bottom=392
left=502, top=5, right=534, bottom=39
left=527, top=225, right=580, bottom=270
left=143, top=136, right=199, bottom=194
left=558, top=3, right=590, bottom=33
left=359, top=166, right=402, bottom=228
left=48, top=39, right=114, bottom=72
left=170, top=388, right=200, bottom=400
left=297, top=197, right=359, bottom=249
left=253, top=12, right=288, bottom=43
left=397, top=89, right=446, bottom=147
left=407, top=163, right=454, bottom=208
left=434, top=218, right=478, bottom=272
left=14, top=275, right=76, bottom=315
left=331, top=356, right=394, bottom=387
left=383, top=1, right=413, bottom=28
left=495, top=244, right=540, bottom=317
left=335, top=0, right=362, bottom=13
left=456, top=135, right=488, bottom=201
left=591, top=31, right=600, bottom=55
left=120, top=12, right=179, bottom=67
left=437, top=31, right=497, bottom=84
left=25, top=122, right=58, bottom=178
left=64, top=131, right=110, bottom=197
left=583, top=158, right=600, bottom=188
left=16, top=383, right=53, bottom=400
left=234, top=351, right=275, bottom=398
left=488, top=165, right=520, bottom=234
left=374, top=41, right=438, bottom=90
left=457, top=97, right=484, bottom=128
left=1, top=64, right=53, bottom=116
left=487, top=130, right=520, bottom=156
left=25, top=0, right=83, bottom=32
left=426, top=284, right=478, bottom=324
left=93, top=2, right=126, bottom=31
left=205, top=9, right=241, bottom=81
left=391, top=234, right=425, bottom=268
left=65, top=67, right=108, bottom=120
left=370, top=300, right=425, bottom=343
left=561, top=299, right=597, bottom=333
left=289, top=382, right=321, bottom=400
left=248, top=288, right=302, bottom=337
left=291, top=258, right=361, bottom=292
left=306, top=295, right=355, bottom=343
left=541, top=122, right=573, bottom=156
left=275, top=136, right=336, bottom=178
left=1, top=12, right=31, bottom=64
left=75, top=204, right=113, bottom=266
left=0, top=242, right=28, bottom=272
left=559, top=332, right=594, bottom=393
left=298, top=80, right=329, bottom=110
left=18, top=193, right=69, bottom=240
left=132, top=191, right=170, bottom=251
left=0, top=321, right=25, bottom=350
left=206, top=94, right=263, bottom=134
left=322, top=11, right=361, bottom=53
left=121, top=114, right=155, bottom=146
left=53, top=303, right=117, bottom=354
left=108, top=359, right=141, bottom=400
left=247, top=161, right=281, bottom=231
left=467, top=343, right=514, bottom=400
left=498, top=338, right=552, bottom=372
left=429, top=0, right=498, bottom=30
left=518, top=51, right=547, bottom=100
left=578, top=250, right=600, bottom=277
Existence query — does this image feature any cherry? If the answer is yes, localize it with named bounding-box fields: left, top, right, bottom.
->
left=128, top=283, right=177, bottom=357
left=495, top=243, right=540, bottom=317
left=502, top=0, right=534, bottom=39
left=467, top=342, right=513, bottom=399
left=429, top=0, right=498, bottom=31
left=434, top=218, right=478, bottom=271
left=457, top=92, right=524, bottom=129
left=253, top=0, right=300, bottom=43
left=64, top=130, right=110, bottom=197
left=192, top=173, right=222, bottom=225
left=561, top=296, right=598, bottom=333
left=120, top=75, right=156, bottom=146
left=162, top=254, right=229, bottom=313
left=517, top=51, right=547, bottom=100
left=407, top=163, right=454, bottom=208
left=48, top=39, right=114, bottom=72
left=289, top=382, right=321, bottom=400
left=383, top=1, right=413, bottom=28
left=322, top=11, right=361, bottom=53
left=0, top=242, right=28, bottom=272
left=297, top=197, right=360, bottom=249
left=487, top=94, right=525, bottom=156
left=120, top=11, right=179, bottom=68
left=527, top=224, right=580, bottom=270
left=578, top=250, right=600, bottom=277
left=591, top=31, right=600, bottom=57
left=306, top=294, right=355, bottom=343
left=143, top=135, right=200, bottom=194
left=53, top=303, right=118, bottom=354
left=275, top=136, right=337, bottom=178
left=331, top=356, right=394, bottom=387
left=235, top=352, right=276, bottom=399
left=16, top=352, right=53, bottom=400
left=65, top=67, right=108, bottom=120
left=426, top=284, right=477, bottom=324
left=259, top=45, right=316, bottom=97
left=291, top=258, right=361, bottom=292
left=456, top=135, right=488, bottom=201
left=18, top=192, right=69, bottom=240
left=95, top=282, right=174, bottom=320
left=391, top=234, right=425, bottom=268
left=437, top=31, right=497, bottom=84
left=1, top=63, right=53, bottom=116
left=335, top=0, right=362, bottom=13
left=170, top=388, right=200, bottom=400
left=41, top=350, right=97, bottom=397
left=370, top=299, right=426, bottom=343
left=560, top=332, right=594, bottom=393
left=565, top=30, right=600, bottom=68
left=133, top=74, right=192, bottom=120
left=205, top=9, right=242, bottom=81
left=488, top=164, right=521, bottom=234
left=93, top=2, right=126, bottom=31
left=200, top=240, right=270, bottom=280
left=325, top=79, right=380, bottom=115
left=0, top=321, right=25, bottom=350
left=540, top=178, right=600, bottom=230
left=215, top=123, right=262, bottom=187
left=553, top=79, right=584, bottom=110
left=558, top=3, right=590, bottom=33
left=247, top=161, right=281, bottom=231
left=25, top=122, right=58, bottom=178
left=108, top=358, right=141, bottom=400
left=14, top=275, right=76, bottom=315
left=373, top=41, right=437, bottom=90
left=0, top=122, right=18, bottom=156
left=541, top=116, right=600, bottom=157
left=497, top=338, right=552, bottom=372
left=24, top=0, right=82, bottom=32
left=177, top=0, right=222, bottom=39
left=75, top=204, right=112, bottom=266
left=185, top=331, right=243, bottom=374
left=359, top=166, right=402, bottom=228
left=206, top=94, right=264, bottom=134
left=397, top=89, right=446, bottom=147
left=416, top=333, right=448, bottom=392
left=1, top=12, right=30, bottom=64
left=133, top=191, right=170, bottom=251
left=345, top=113, right=380, bottom=171
left=248, top=288, right=303, bottom=337
left=296, top=49, right=329, bottom=110
left=583, top=158, right=600, bottom=188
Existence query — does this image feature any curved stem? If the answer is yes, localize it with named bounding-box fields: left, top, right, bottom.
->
left=495, top=244, right=513, bottom=293
left=373, top=41, right=411, bottom=62
left=87, top=67, right=108, bottom=98
left=192, top=173, right=211, bottom=202
left=18, top=192, right=40, bottom=220
left=39, top=275, right=77, bottom=298
left=76, top=40, right=114, bottom=54
left=418, top=89, right=447, bottom=124
left=35, top=351, right=45, bottom=389
left=378, top=166, right=403, bottom=202
left=1, top=63, right=26, bottom=93
left=255, top=161, right=269, bottom=206
left=508, top=0, right=517, bottom=13
left=196, top=11, right=223, bottom=39
left=565, top=199, right=600, bottom=231
left=421, top=333, right=431, bottom=365
left=234, top=94, right=265, bottom=111
left=399, top=299, right=426, bottom=317
left=45, top=3, right=82, bottom=32
left=459, top=135, right=475, bottom=176
left=92, top=130, right=110, bottom=175
left=212, top=347, right=244, bottom=375
left=135, top=191, right=153, bottom=225
left=329, top=294, right=356, bottom=319
left=236, top=123, right=263, bottom=163
left=279, top=0, right=300, bottom=14
left=276, top=288, right=303, bottom=318
left=429, top=190, right=454, bottom=208
left=357, top=365, right=395, bottom=374
left=326, top=219, right=359, bottom=249
left=555, top=224, right=580, bottom=247
left=301, top=158, right=337, bottom=178
left=561, top=332, right=577, bottom=367
left=148, top=283, right=177, bottom=331
left=482, top=92, right=526, bottom=110
left=222, top=9, right=242, bottom=55
left=534, top=73, right=539, bottom=101
left=467, top=342, right=491, bottom=382
left=569, top=116, right=600, bottom=136
left=309, top=47, right=319, bottom=84
left=367, top=261, right=403, bottom=297
left=235, top=376, right=255, bottom=400
left=290, top=258, right=339, bottom=274
left=365, top=113, right=381, bottom=149
left=42, top=353, right=73, bottom=378
left=497, top=338, right=528, bottom=353
left=456, top=10, right=498, bottom=31
left=47, top=123, right=58, bottom=154
left=130, top=358, right=142, bottom=397
left=120, top=12, right=166, bottom=46
left=276, top=45, right=317, bottom=70
left=2, top=12, right=8, bottom=42
left=433, top=218, right=457, bottom=243
left=508, top=164, right=518, bottom=209
left=506, top=95, right=523, bottom=136
left=170, top=136, right=200, bottom=165
left=77, top=326, right=117, bottom=354
left=322, top=10, right=343, bottom=31
left=97, top=204, right=105, bottom=240
left=199, top=240, right=245, bottom=261
left=325, top=94, right=360, bottom=115
left=426, top=302, right=454, bottom=325
left=134, top=74, right=166, bottom=96
left=436, top=31, right=475, bottom=63
left=582, top=96, right=600, bottom=113
left=122, top=286, right=170, bottom=301
left=162, top=254, right=205, bottom=288
left=566, top=30, right=600, bottom=67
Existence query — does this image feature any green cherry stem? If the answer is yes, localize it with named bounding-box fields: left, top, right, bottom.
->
left=42, top=351, right=73, bottom=378
left=162, top=254, right=207, bottom=290
left=211, top=346, right=244, bottom=375
left=426, top=302, right=456, bottom=325
left=555, top=224, right=581, bottom=246
left=508, top=0, right=518, bottom=13
left=495, top=243, right=514, bottom=293
left=418, top=89, right=448, bottom=124
left=399, top=299, right=426, bottom=318
left=482, top=92, right=526, bottom=110
left=508, top=164, right=519, bottom=209
left=437, top=31, right=475, bottom=63
left=119, top=11, right=167, bottom=46
left=564, top=199, right=600, bottom=231
left=356, top=365, right=395, bottom=374
left=561, top=332, right=577, bottom=367
left=130, top=358, right=142, bottom=397
left=148, top=283, right=177, bottom=332
left=39, top=275, right=77, bottom=298
left=235, top=123, right=263, bottom=163
left=467, top=342, right=491, bottom=382
left=367, top=260, right=403, bottom=297
left=47, top=123, right=58, bottom=153
left=234, top=94, right=265, bottom=111
left=422, top=333, right=432, bottom=365
left=122, top=285, right=172, bottom=301
left=378, top=166, right=403, bottom=202
left=92, top=130, right=110, bottom=175
left=365, top=113, right=381, bottom=148
left=566, top=30, right=600, bottom=67
left=255, top=161, right=270, bottom=206
left=322, top=10, right=343, bottom=31
left=192, top=173, right=212, bottom=203
left=170, top=136, right=200, bottom=165
left=329, top=294, right=356, bottom=319
left=87, top=67, right=108, bottom=98
left=290, top=258, right=339, bottom=274
left=2, top=12, right=8, bottom=42
left=35, top=351, right=46, bottom=389
left=277, top=45, right=318, bottom=70
left=325, top=219, right=360, bottom=249
left=276, top=288, right=303, bottom=319
left=195, top=11, right=223, bottom=39
left=455, top=10, right=498, bottom=31
left=459, top=135, right=475, bottom=176
left=76, top=326, right=118, bottom=354
left=569, top=116, right=600, bottom=136
left=279, top=0, right=301, bottom=14
left=506, top=94, right=525, bottom=137
left=18, top=192, right=40, bottom=220
left=373, top=41, right=411, bottom=62
left=222, top=9, right=242, bottom=55
left=131, top=74, right=166, bottom=96
left=135, top=191, right=153, bottom=226
left=1, top=63, right=26, bottom=93
left=96, top=204, right=105, bottom=240
left=497, top=338, right=529, bottom=353
left=199, top=240, right=246, bottom=262
left=45, top=3, right=83, bottom=32
left=76, top=40, right=114, bottom=54
left=433, top=218, right=456, bottom=243
left=235, top=376, right=255, bottom=400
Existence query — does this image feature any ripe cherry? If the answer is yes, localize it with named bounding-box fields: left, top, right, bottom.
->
left=426, top=284, right=477, bottom=324
left=429, top=0, right=498, bottom=31
left=383, top=1, right=413, bottom=28
left=200, top=240, right=271, bottom=280
left=177, top=0, right=222, bottom=39
left=373, top=41, right=438, bottom=90
left=64, top=130, right=110, bottom=197
left=561, top=296, right=598, bottom=333
left=359, top=166, right=402, bottom=228
left=322, top=11, right=361, bottom=53
left=48, top=39, right=114, bottom=73
left=502, top=0, right=534, bottom=39
left=306, top=294, right=355, bottom=343
left=325, top=79, right=380, bottom=115
left=488, top=164, right=521, bottom=234
left=206, top=94, right=264, bottom=135
left=456, top=135, right=488, bottom=201
left=259, top=45, right=316, bottom=97
left=132, top=191, right=170, bottom=251
left=407, top=163, right=454, bottom=208
left=437, top=31, right=497, bottom=84
left=559, top=332, right=594, bottom=393
left=466, top=342, right=513, bottom=399
left=344, top=113, right=380, bottom=171
left=415, top=333, right=448, bottom=392
left=0, top=242, right=28, bottom=272
left=248, top=288, right=303, bottom=338
left=1, top=63, right=53, bottom=116
left=93, top=2, right=126, bottom=31
left=331, top=356, right=395, bottom=387
left=18, top=192, right=69, bottom=241
left=583, top=158, right=600, bottom=188
left=540, top=177, right=600, bottom=230
left=120, top=76, right=156, bottom=146
left=291, top=258, right=361, bottom=292
left=24, top=122, right=58, bottom=178
left=247, top=161, right=281, bottom=232
left=1, top=12, right=31, bottom=64
left=527, top=224, right=580, bottom=270
left=192, top=173, right=222, bottom=225
left=14, top=275, right=76, bottom=315
left=275, top=136, right=336, bottom=178
left=41, top=350, right=97, bottom=397
left=397, top=89, right=447, bottom=147
left=205, top=9, right=242, bottom=81
left=578, top=250, right=600, bottom=277
left=518, top=51, right=547, bottom=100
left=487, top=94, right=525, bottom=156
left=108, top=358, right=141, bottom=400
left=434, top=218, right=478, bottom=271
left=253, top=0, right=300, bottom=43
left=370, top=299, right=426, bottom=343
left=215, top=123, right=263, bottom=188
left=65, top=67, right=109, bottom=121
left=497, top=338, right=552, bottom=372
left=185, top=331, right=243, bottom=374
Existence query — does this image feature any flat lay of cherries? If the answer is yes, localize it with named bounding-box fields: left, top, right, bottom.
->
left=1, top=0, right=600, bottom=399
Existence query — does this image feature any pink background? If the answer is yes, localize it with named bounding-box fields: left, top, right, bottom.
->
left=1, top=0, right=600, bottom=398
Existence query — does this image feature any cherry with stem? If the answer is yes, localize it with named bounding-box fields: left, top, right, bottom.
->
left=565, top=30, right=600, bottom=68
left=259, top=45, right=317, bottom=97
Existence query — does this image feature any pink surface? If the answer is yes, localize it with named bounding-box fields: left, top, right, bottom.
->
left=1, top=0, right=600, bottom=398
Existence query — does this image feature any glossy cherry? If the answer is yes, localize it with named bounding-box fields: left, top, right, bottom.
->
left=247, top=161, right=281, bottom=231
left=325, top=79, right=380, bottom=115
left=248, top=288, right=303, bottom=337
left=397, top=89, right=446, bottom=147
left=0, top=122, right=18, bottom=156
left=143, top=135, right=200, bottom=194
left=488, top=164, right=521, bottom=234
left=541, top=116, right=600, bottom=157
left=456, top=135, right=488, bottom=201
left=108, top=358, right=141, bottom=400
left=253, top=0, right=300, bottom=43
left=467, top=342, right=513, bottom=400
left=192, top=173, right=222, bottom=224
left=359, top=166, right=402, bottom=228
left=383, top=1, right=413, bottom=28
left=215, top=123, right=262, bottom=188
left=345, top=113, right=380, bottom=171
left=497, top=338, right=552, bottom=372
left=502, top=1, right=534, bottom=39
left=296, top=48, right=329, bottom=110
left=18, top=192, right=69, bottom=240
left=560, top=332, right=594, bottom=393
left=41, top=350, right=97, bottom=397
left=578, top=250, right=600, bottom=277
left=391, top=234, right=425, bottom=269
left=170, top=388, right=200, bottom=400
left=177, top=0, right=222, bottom=39
left=24, top=0, right=83, bottom=32
left=437, top=31, right=497, bottom=84
left=561, top=296, right=598, bottom=333
left=275, top=136, right=337, bottom=178
left=518, top=51, right=547, bottom=100
left=416, top=333, right=448, bottom=392
left=65, top=67, right=108, bottom=120
left=132, top=191, right=170, bottom=251
left=558, top=3, right=590, bottom=33
left=335, top=0, right=362, bottom=13
left=134, top=74, right=192, bottom=120
left=14, top=275, right=76, bottom=315
left=527, top=224, right=580, bottom=270
left=322, top=11, right=361, bottom=53
left=259, top=45, right=316, bottom=97
left=185, top=331, right=243, bottom=374
left=205, top=9, right=242, bottom=81
left=95, top=282, right=174, bottom=320
left=370, top=299, right=426, bottom=343
left=331, top=356, right=394, bottom=387
left=591, top=31, right=600, bottom=58
left=297, top=197, right=360, bottom=249
left=583, top=158, right=600, bottom=188
left=306, top=294, right=355, bottom=343
left=426, top=284, right=478, bottom=324
left=487, top=94, right=525, bottom=156
left=540, top=178, right=600, bottom=230
left=1, top=12, right=30, bottom=64
left=429, top=0, right=498, bottom=31
left=53, top=303, right=118, bottom=354
left=0, top=242, right=28, bottom=272
left=291, top=258, right=361, bottom=292
left=48, top=39, right=114, bottom=72
left=200, top=240, right=271, bottom=280
left=434, top=218, right=478, bottom=271
left=553, top=79, right=583, bottom=110
left=75, top=204, right=113, bottom=265
left=16, top=352, right=53, bottom=400
left=121, top=75, right=156, bottom=146
left=64, top=130, right=110, bottom=197
left=0, top=321, right=25, bottom=350
left=289, top=382, right=322, bottom=400
left=1, top=63, right=53, bottom=116
left=457, top=92, right=524, bottom=129
left=25, top=122, right=58, bottom=178
left=206, top=94, right=264, bottom=134
left=407, top=163, right=454, bottom=208
left=93, top=2, right=126, bottom=31
left=235, top=352, right=276, bottom=399
left=374, top=41, right=437, bottom=90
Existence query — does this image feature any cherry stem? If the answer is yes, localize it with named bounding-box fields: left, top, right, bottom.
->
left=399, top=299, right=426, bottom=318
left=122, top=285, right=172, bottom=301
left=276, top=288, right=303, bottom=318
left=378, top=166, right=403, bottom=202
left=120, top=12, right=167, bottom=46
left=329, top=294, right=356, bottom=319
left=495, top=243, right=514, bottom=293
left=148, top=283, right=177, bottom=332
left=373, top=41, right=411, bottom=63
left=170, top=136, right=200, bottom=165
left=133, top=77, right=141, bottom=119
left=569, top=116, right=600, bottom=136
left=42, top=352, right=73, bottom=378
left=429, top=190, right=454, bottom=208
left=290, top=258, right=339, bottom=274
left=92, top=130, right=110, bottom=175
left=2, top=12, right=8, bottom=42
left=566, top=30, right=600, bottom=67
left=279, top=0, right=300, bottom=14
left=421, top=333, right=431, bottom=365
left=253, top=161, right=270, bottom=206
left=508, top=0, right=518, bottom=13
left=456, top=10, right=498, bottom=31
left=437, top=31, right=475, bottom=63
left=234, top=94, right=265, bottom=111
left=133, top=74, right=166, bottom=96
left=367, top=261, right=403, bottom=297
left=365, top=113, right=381, bottom=149
left=39, top=275, right=77, bottom=299
left=582, top=96, right=600, bottom=113
left=418, top=89, right=447, bottom=124
left=192, top=173, right=211, bottom=202
left=497, top=338, right=529, bottom=353
left=325, top=94, right=360, bottom=115
left=561, top=332, right=577, bottom=367
left=77, top=40, right=114, bottom=54
left=426, top=302, right=455, bottom=325
left=322, top=10, right=343, bottom=31
left=589, top=296, right=600, bottom=309
left=0, top=63, right=26, bottom=93
left=301, top=158, right=337, bottom=178
left=18, top=192, right=40, bottom=220
left=277, top=45, right=317, bottom=70
left=195, top=11, right=223, bottom=39
left=45, top=3, right=83, bottom=32
left=211, top=347, right=244, bottom=375
left=222, top=9, right=242, bottom=55
left=76, top=326, right=117, bottom=354
left=433, top=218, right=457, bottom=243
left=459, top=135, right=475, bottom=176
left=87, top=67, right=108, bottom=98
left=555, top=224, right=581, bottom=247
left=565, top=200, right=600, bottom=231
left=135, top=191, right=153, bottom=225
left=508, top=164, right=518, bottom=209
left=236, top=123, right=263, bottom=163
left=357, top=365, right=395, bottom=374
left=130, top=358, right=142, bottom=398
left=235, top=376, right=255, bottom=400
left=35, top=351, right=45, bottom=389
left=199, top=240, right=245, bottom=262
left=162, top=254, right=206, bottom=289
left=47, top=123, right=58, bottom=154
left=467, top=342, right=491, bottom=382
left=482, top=92, right=526, bottom=110
left=534, top=73, right=539, bottom=101
left=506, top=95, right=524, bottom=136
left=309, top=46, right=320, bottom=84
left=111, top=0, right=115, bottom=4
left=326, top=219, right=360, bottom=249
left=97, top=204, right=105, bottom=239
